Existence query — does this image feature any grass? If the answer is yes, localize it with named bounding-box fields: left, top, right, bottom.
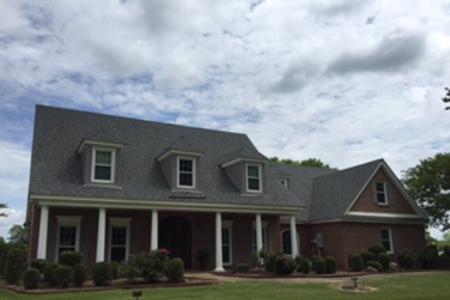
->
left=0, top=273, right=449, bottom=300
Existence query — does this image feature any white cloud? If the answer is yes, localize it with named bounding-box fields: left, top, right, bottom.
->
left=0, top=208, right=25, bottom=239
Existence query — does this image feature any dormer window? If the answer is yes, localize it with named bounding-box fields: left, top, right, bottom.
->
left=91, top=147, right=115, bottom=183
left=246, top=163, right=262, bottom=193
left=177, top=156, right=196, bottom=188
left=375, top=181, right=388, bottom=205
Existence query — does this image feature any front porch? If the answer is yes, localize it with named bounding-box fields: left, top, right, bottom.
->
left=30, top=203, right=300, bottom=271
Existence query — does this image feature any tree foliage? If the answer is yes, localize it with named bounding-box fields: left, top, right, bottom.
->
left=403, top=153, right=450, bottom=230
left=443, top=87, right=450, bottom=110
left=0, top=203, right=6, bottom=217
left=269, top=157, right=331, bottom=169
left=8, top=224, right=28, bottom=246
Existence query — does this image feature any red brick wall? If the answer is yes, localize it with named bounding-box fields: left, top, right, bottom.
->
left=350, top=168, right=416, bottom=214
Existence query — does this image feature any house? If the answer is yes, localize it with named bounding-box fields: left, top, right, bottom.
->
left=26, top=105, right=428, bottom=270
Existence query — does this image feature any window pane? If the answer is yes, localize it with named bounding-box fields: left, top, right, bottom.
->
left=377, top=192, right=386, bottom=203
left=380, top=229, right=390, bottom=239
left=376, top=182, right=385, bottom=192
left=248, top=166, right=259, bottom=177
left=179, top=173, right=193, bottom=186
left=111, top=227, right=127, bottom=246
left=248, top=178, right=260, bottom=190
left=222, top=228, right=229, bottom=244
left=381, top=241, right=391, bottom=252
left=222, top=245, right=230, bottom=263
left=96, top=151, right=112, bottom=165
left=179, top=159, right=193, bottom=172
left=111, top=247, right=126, bottom=262
left=282, top=231, right=292, bottom=255
left=59, top=226, right=76, bottom=246
left=95, top=166, right=111, bottom=180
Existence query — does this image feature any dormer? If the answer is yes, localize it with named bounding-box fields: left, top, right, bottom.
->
left=221, top=147, right=267, bottom=194
left=157, top=136, right=203, bottom=191
left=76, top=139, right=125, bottom=187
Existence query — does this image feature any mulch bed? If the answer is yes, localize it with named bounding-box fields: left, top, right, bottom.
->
left=211, top=271, right=371, bottom=279
left=0, top=276, right=219, bottom=294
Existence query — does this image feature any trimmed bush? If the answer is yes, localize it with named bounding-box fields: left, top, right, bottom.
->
left=23, top=268, right=40, bottom=290
left=274, top=255, right=296, bottom=275
left=30, top=259, right=48, bottom=274
left=294, top=256, right=304, bottom=272
left=196, top=249, right=210, bottom=270
left=378, top=253, right=390, bottom=271
left=118, top=264, right=140, bottom=283
left=262, top=252, right=277, bottom=273
left=349, top=255, right=364, bottom=272
left=312, top=258, right=326, bottom=274
left=4, top=247, right=27, bottom=284
left=166, top=258, right=184, bottom=283
left=368, top=245, right=387, bottom=257
left=233, top=263, right=250, bottom=273
left=43, top=263, right=59, bottom=287
left=366, top=260, right=383, bottom=272
left=55, top=265, right=73, bottom=288
left=92, top=262, right=112, bottom=286
left=73, top=264, right=86, bottom=287
left=59, top=251, right=83, bottom=268
left=324, top=257, right=337, bottom=274
left=397, top=252, right=417, bottom=269
left=302, top=259, right=311, bottom=274
left=419, top=246, right=438, bottom=269
left=133, top=250, right=169, bottom=282
left=109, top=261, right=120, bottom=280
left=361, top=251, right=376, bottom=263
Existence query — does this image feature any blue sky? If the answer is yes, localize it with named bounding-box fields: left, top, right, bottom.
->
left=0, top=0, right=449, bottom=239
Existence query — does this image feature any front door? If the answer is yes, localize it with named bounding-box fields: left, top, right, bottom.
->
left=159, top=217, right=192, bottom=268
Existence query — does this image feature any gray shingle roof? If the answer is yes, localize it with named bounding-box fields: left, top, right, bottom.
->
left=29, top=105, right=303, bottom=208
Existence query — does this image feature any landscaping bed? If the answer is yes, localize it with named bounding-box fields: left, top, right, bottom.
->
left=212, top=270, right=369, bottom=278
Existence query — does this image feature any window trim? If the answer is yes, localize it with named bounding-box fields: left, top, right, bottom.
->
left=55, top=216, right=81, bottom=261
left=222, top=221, right=233, bottom=266
left=246, top=163, right=262, bottom=193
left=91, top=147, right=116, bottom=184
left=281, top=229, right=300, bottom=256
left=374, top=180, right=388, bottom=206
left=176, top=156, right=196, bottom=189
left=108, top=217, right=131, bottom=262
left=380, top=228, right=394, bottom=254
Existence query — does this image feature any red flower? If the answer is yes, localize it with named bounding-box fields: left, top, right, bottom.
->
left=159, top=248, right=170, bottom=255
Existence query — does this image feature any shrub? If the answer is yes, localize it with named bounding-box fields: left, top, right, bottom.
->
left=310, top=255, right=321, bottom=262
left=418, top=246, right=438, bottom=269
left=109, top=261, right=120, bottom=280
left=92, top=262, right=112, bottom=286
left=73, top=264, right=86, bottom=287
left=166, top=258, right=184, bottom=283
left=4, top=247, right=27, bottom=284
left=312, top=258, right=326, bottom=274
left=437, top=255, right=450, bottom=269
left=366, top=260, right=383, bottom=272
left=368, top=245, right=387, bottom=257
left=274, top=255, right=296, bottom=275
left=324, top=257, right=337, bottom=274
left=294, top=256, right=304, bottom=272
left=43, top=263, right=59, bottom=287
left=233, top=263, right=250, bottom=273
left=361, top=251, right=376, bottom=263
left=196, top=249, right=210, bottom=270
left=349, top=255, right=364, bottom=272
left=301, top=259, right=311, bottom=274
left=118, top=264, right=140, bottom=283
left=132, top=250, right=169, bottom=282
left=30, top=259, right=48, bottom=274
left=59, top=251, right=83, bottom=268
left=262, top=252, right=278, bottom=273
left=443, top=246, right=450, bottom=257
left=55, top=265, right=73, bottom=288
left=23, top=268, right=40, bottom=290
left=397, top=252, right=417, bottom=269
left=378, top=253, right=390, bottom=271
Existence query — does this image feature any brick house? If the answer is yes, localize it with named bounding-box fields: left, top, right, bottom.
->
left=26, top=105, right=428, bottom=270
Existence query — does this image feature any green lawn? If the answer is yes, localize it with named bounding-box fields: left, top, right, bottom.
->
left=1, top=273, right=449, bottom=300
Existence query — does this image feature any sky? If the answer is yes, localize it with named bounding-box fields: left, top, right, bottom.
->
left=0, top=0, right=449, bottom=239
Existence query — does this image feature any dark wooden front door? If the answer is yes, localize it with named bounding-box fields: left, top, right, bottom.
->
left=159, top=217, right=192, bottom=268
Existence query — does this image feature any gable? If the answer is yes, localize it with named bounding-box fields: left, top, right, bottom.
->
left=349, top=168, right=416, bottom=214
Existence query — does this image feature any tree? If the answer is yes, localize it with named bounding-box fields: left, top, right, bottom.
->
left=8, top=224, right=28, bottom=246
left=403, top=153, right=450, bottom=230
left=443, top=87, right=450, bottom=110
left=0, top=203, right=6, bottom=217
left=269, top=157, right=331, bottom=169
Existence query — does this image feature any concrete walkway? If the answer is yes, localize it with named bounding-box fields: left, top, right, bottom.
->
left=188, top=270, right=450, bottom=284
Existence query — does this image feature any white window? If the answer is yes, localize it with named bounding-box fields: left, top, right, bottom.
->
left=374, top=181, right=388, bottom=205
left=91, top=147, right=115, bottom=183
left=109, top=218, right=131, bottom=262
left=380, top=228, right=393, bottom=253
left=281, top=229, right=300, bottom=256
left=252, top=222, right=268, bottom=251
left=56, top=216, right=81, bottom=260
left=280, top=178, right=289, bottom=188
left=246, top=163, right=262, bottom=193
left=177, top=156, right=196, bottom=188
left=222, top=221, right=233, bottom=266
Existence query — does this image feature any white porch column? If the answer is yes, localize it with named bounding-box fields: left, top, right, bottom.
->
left=214, top=212, right=225, bottom=272
left=290, top=215, right=299, bottom=257
left=151, top=210, right=158, bottom=251
left=96, top=208, right=106, bottom=262
left=37, top=205, right=49, bottom=259
left=255, top=213, right=263, bottom=252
